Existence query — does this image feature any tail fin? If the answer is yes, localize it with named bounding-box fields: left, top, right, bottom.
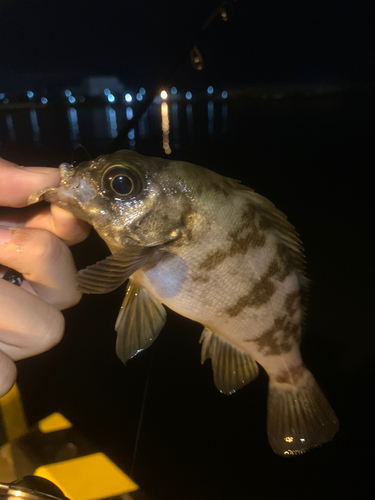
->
left=267, top=371, right=339, bottom=455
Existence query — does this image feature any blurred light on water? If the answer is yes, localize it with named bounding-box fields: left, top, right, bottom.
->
left=186, top=91, right=192, bottom=100
left=222, top=103, right=228, bottom=134
left=221, top=90, right=228, bottom=99
left=139, top=87, right=146, bottom=95
left=107, top=93, right=115, bottom=103
left=68, top=96, right=76, bottom=104
left=0, top=93, right=5, bottom=100
left=27, top=91, right=34, bottom=99
left=68, top=107, right=79, bottom=142
left=6, top=115, right=15, bottom=141
left=41, top=97, right=48, bottom=104
left=186, top=103, right=193, bottom=133
left=161, top=102, right=171, bottom=155
left=30, top=110, right=40, bottom=142
left=207, top=86, right=214, bottom=95
left=136, top=93, right=143, bottom=101
left=171, top=102, right=180, bottom=150
left=138, top=112, right=148, bottom=139
left=128, top=128, right=135, bottom=140
left=104, top=88, right=111, bottom=96
left=125, top=93, right=132, bottom=103
left=3, top=98, right=9, bottom=104
left=126, top=107, right=133, bottom=120
left=171, top=87, right=177, bottom=95
left=207, top=100, right=214, bottom=135
left=64, top=90, right=72, bottom=97
left=106, top=106, right=118, bottom=138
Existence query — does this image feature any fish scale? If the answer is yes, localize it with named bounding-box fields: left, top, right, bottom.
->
left=29, top=149, right=339, bottom=456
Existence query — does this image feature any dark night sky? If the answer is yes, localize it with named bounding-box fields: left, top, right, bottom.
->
left=1, top=0, right=375, bottom=92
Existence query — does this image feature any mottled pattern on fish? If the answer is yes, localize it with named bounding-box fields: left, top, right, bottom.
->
left=29, top=150, right=339, bottom=456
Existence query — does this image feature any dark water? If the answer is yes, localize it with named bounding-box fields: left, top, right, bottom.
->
left=1, top=92, right=374, bottom=499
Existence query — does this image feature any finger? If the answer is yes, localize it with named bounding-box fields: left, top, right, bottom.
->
left=0, top=227, right=82, bottom=309
left=0, top=204, right=91, bottom=246
left=29, top=204, right=91, bottom=245
left=0, top=349, right=17, bottom=398
left=0, top=279, right=64, bottom=361
left=0, top=159, right=61, bottom=208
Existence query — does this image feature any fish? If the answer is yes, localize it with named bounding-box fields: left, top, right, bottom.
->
left=29, top=149, right=339, bottom=455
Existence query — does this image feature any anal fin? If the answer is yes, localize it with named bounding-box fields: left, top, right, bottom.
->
left=267, top=371, right=339, bottom=455
left=115, top=280, right=166, bottom=364
left=200, top=328, right=259, bottom=395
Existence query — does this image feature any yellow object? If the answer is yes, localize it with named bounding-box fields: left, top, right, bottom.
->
left=38, top=413, right=73, bottom=433
left=35, top=452, right=139, bottom=500
left=0, top=384, right=28, bottom=441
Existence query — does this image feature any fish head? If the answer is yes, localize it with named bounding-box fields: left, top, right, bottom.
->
left=29, top=150, right=194, bottom=249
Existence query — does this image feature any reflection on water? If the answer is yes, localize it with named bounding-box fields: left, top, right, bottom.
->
left=171, top=102, right=180, bottom=150
left=207, top=100, right=214, bottom=135
left=6, top=115, right=15, bottom=141
left=161, top=102, right=171, bottom=155
left=222, top=103, right=228, bottom=134
left=30, top=110, right=40, bottom=142
left=126, top=107, right=133, bottom=121
left=0, top=98, right=229, bottom=154
left=138, top=111, right=148, bottom=139
left=67, top=107, right=79, bottom=142
left=186, top=103, right=193, bottom=134
left=106, top=105, right=118, bottom=138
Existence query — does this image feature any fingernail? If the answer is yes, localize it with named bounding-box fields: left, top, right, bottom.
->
left=0, top=227, right=15, bottom=247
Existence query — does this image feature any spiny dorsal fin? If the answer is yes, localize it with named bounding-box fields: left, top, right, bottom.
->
left=77, top=246, right=154, bottom=294
left=115, top=280, right=166, bottom=364
left=200, top=328, right=259, bottom=395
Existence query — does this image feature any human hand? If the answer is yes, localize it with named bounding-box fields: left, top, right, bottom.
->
left=0, top=157, right=91, bottom=397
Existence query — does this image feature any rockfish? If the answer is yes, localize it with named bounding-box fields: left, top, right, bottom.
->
left=29, top=150, right=339, bottom=455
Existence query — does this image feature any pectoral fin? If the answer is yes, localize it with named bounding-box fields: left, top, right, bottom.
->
left=200, top=328, right=259, bottom=395
left=77, top=246, right=154, bottom=294
left=115, top=280, right=167, bottom=364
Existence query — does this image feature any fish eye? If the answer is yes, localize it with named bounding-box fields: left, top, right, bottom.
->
left=111, top=174, right=133, bottom=195
left=102, top=165, right=143, bottom=197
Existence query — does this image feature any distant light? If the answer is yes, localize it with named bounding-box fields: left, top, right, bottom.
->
left=0, top=93, right=5, bottom=100
left=27, top=90, right=34, bottom=98
left=160, top=90, right=168, bottom=100
left=128, top=128, right=135, bottom=140
left=107, top=93, right=115, bottom=103
left=221, top=90, right=228, bottom=99
left=3, top=97, right=9, bottom=104
left=185, top=91, right=192, bottom=100
left=14, top=491, right=22, bottom=497
left=171, top=87, right=177, bottom=95
left=104, top=88, right=111, bottom=96
left=64, top=89, right=72, bottom=97
left=207, top=86, right=214, bottom=94
left=68, top=96, right=76, bottom=104
left=79, top=96, right=85, bottom=103
left=136, top=93, right=143, bottom=101
left=125, top=93, right=132, bottom=103
left=139, top=87, right=146, bottom=95
left=41, top=97, right=48, bottom=104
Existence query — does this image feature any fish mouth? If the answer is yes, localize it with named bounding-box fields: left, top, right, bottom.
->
left=28, top=172, right=97, bottom=223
